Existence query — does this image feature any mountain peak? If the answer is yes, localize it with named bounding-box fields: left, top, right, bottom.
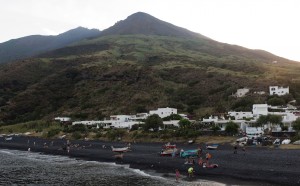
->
left=100, top=12, right=208, bottom=39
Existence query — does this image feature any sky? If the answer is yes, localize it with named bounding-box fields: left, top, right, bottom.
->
left=1, top=0, right=300, bottom=61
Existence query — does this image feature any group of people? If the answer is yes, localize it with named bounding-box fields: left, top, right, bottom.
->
left=176, top=146, right=214, bottom=182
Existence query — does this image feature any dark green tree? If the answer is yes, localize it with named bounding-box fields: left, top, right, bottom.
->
left=268, top=114, right=282, bottom=125
left=211, top=125, right=221, bottom=132
left=292, top=118, right=300, bottom=133
left=144, top=114, right=163, bottom=132
left=179, top=119, right=191, bottom=128
left=267, top=97, right=285, bottom=106
left=256, top=115, right=268, bottom=127
left=225, top=121, right=239, bottom=135
left=163, top=114, right=182, bottom=121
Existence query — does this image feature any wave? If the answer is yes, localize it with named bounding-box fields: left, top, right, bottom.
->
left=0, top=148, right=227, bottom=186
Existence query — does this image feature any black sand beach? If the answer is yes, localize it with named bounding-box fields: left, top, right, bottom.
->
left=0, top=136, right=299, bottom=186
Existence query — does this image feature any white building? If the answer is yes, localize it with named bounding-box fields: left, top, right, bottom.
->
left=269, top=86, right=289, bottom=96
left=149, top=107, right=177, bottom=118
left=246, top=127, right=264, bottom=137
left=101, top=115, right=142, bottom=129
left=130, top=113, right=149, bottom=120
left=73, top=115, right=143, bottom=129
left=163, top=120, right=180, bottom=127
left=252, top=104, right=268, bottom=117
left=228, top=111, right=253, bottom=120
left=235, top=88, right=250, bottom=98
left=202, top=115, right=219, bottom=123
left=72, top=120, right=103, bottom=126
left=54, top=117, right=71, bottom=122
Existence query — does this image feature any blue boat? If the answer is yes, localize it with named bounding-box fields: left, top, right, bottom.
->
left=180, top=149, right=198, bottom=158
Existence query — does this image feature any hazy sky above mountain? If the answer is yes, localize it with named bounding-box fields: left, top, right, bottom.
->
left=1, top=0, right=300, bottom=61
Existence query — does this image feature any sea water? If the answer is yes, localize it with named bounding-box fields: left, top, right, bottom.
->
left=0, top=149, right=225, bottom=186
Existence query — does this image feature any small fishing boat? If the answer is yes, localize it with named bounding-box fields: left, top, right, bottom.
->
left=111, top=146, right=130, bottom=153
left=206, top=144, right=219, bottom=150
left=162, top=142, right=176, bottom=149
left=5, top=137, right=13, bottom=141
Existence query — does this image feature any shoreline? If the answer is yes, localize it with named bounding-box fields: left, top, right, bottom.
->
left=0, top=136, right=299, bottom=186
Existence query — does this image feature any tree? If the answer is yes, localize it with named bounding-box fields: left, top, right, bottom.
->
left=163, top=114, right=182, bottom=121
left=211, top=125, right=221, bottom=132
left=179, top=119, right=191, bottom=128
left=144, top=114, right=163, bottom=132
left=255, top=114, right=282, bottom=128
left=293, top=118, right=300, bottom=133
left=225, top=121, right=239, bottom=135
left=268, top=114, right=282, bottom=125
left=256, top=115, right=268, bottom=127
left=267, top=97, right=285, bottom=106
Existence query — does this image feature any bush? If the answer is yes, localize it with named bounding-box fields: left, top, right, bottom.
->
left=211, top=125, right=221, bottom=132
left=47, top=128, right=61, bottom=138
left=225, top=121, right=239, bottom=135
left=106, top=129, right=127, bottom=141
left=291, top=135, right=300, bottom=142
left=130, top=124, right=139, bottom=131
left=95, top=132, right=102, bottom=138
left=267, top=97, right=285, bottom=106
left=71, top=124, right=87, bottom=132
left=72, top=131, right=82, bottom=140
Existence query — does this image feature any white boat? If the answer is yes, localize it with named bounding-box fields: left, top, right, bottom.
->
left=160, top=148, right=178, bottom=156
left=293, top=140, right=300, bottom=145
left=281, top=139, right=291, bottom=144
left=273, top=138, right=280, bottom=146
left=5, top=137, right=13, bottom=141
left=111, top=146, right=130, bottom=153
left=206, top=144, right=218, bottom=150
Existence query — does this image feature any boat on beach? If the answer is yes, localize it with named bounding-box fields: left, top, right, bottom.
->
left=206, top=144, right=219, bottom=150
left=162, top=142, right=176, bottom=149
left=111, top=146, right=130, bottom=153
left=180, top=149, right=198, bottom=158
left=5, top=137, right=13, bottom=141
left=160, top=148, right=178, bottom=156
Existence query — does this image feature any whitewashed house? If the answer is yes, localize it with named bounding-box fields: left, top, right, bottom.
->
left=269, top=86, right=289, bottom=96
left=149, top=107, right=177, bottom=118
left=228, top=111, right=253, bottom=120
left=252, top=104, right=268, bottom=118
left=131, top=113, right=149, bottom=120
left=163, top=120, right=180, bottom=127
left=54, top=117, right=71, bottom=122
left=202, top=115, right=219, bottom=123
left=246, top=127, right=264, bottom=137
left=73, top=115, right=143, bottom=129
left=101, top=115, right=143, bottom=129
left=235, top=88, right=250, bottom=98
left=72, top=120, right=103, bottom=126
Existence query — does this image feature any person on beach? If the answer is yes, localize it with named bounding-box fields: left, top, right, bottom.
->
left=234, top=144, right=238, bottom=154
left=175, top=169, right=181, bottom=182
left=172, top=149, right=176, bottom=158
left=198, top=157, right=203, bottom=166
left=197, top=146, right=202, bottom=157
left=205, top=152, right=211, bottom=165
left=188, top=167, right=194, bottom=178
left=242, top=147, right=246, bottom=155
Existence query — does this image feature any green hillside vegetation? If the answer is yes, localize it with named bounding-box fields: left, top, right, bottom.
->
left=0, top=27, right=101, bottom=64
left=1, top=34, right=300, bottom=125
